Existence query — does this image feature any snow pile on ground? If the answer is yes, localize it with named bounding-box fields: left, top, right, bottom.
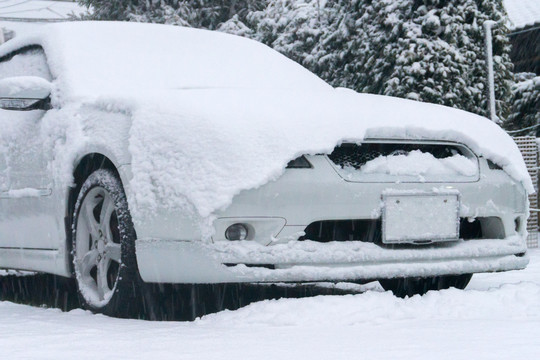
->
left=0, top=250, right=539, bottom=359
left=199, top=282, right=540, bottom=327
left=0, top=22, right=532, bottom=225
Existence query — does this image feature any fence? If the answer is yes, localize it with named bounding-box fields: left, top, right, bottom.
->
left=514, top=136, right=538, bottom=248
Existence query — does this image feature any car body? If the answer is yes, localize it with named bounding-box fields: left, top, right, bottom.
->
left=0, top=21, right=530, bottom=313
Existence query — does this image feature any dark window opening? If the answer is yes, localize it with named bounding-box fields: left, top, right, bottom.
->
left=299, top=217, right=504, bottom=244
left=328, top=142, right=472, bottom=170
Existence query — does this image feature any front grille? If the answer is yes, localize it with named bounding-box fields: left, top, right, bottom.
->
left=299, top=220, right=382, bottom=243
left=328, top=142, right=470, bottom=170
left=299, top=217, right=504, bottom=244
left=459, top=218, right=482, bottom=240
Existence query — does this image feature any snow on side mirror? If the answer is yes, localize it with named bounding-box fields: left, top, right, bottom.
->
left=0, top=76, right=52, bottom=111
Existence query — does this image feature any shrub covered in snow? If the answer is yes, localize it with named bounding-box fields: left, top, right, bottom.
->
left=80, top=0, right=513, bottom=119
left=80, top=0, right=266, bottom=29
left=503, top=73, right=540, bottom=136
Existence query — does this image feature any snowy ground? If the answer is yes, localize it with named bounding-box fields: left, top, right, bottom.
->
left=1, top=250, right=539, bottom=359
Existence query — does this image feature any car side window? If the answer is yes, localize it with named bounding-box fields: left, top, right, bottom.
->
left=0, top=46, right=52, bottom=81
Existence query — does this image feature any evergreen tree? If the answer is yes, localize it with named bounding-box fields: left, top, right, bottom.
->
left=246, top=0, right=513, bottom=119
left=80, top=1, right=266, bottom=29
left=504, top=73, right=540, bottom=136
left=79, top=0, right=149, bottom=21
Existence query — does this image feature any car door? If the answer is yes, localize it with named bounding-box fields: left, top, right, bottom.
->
left=0, top=46, right=58, bottom=249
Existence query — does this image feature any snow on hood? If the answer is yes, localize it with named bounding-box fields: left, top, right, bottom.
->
left=127, top=88, right=532, bottom=218
left=0, top=22, right=532, bottom=226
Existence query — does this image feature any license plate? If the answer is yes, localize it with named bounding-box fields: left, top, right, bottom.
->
left=382, top=191, right=460, bottom=244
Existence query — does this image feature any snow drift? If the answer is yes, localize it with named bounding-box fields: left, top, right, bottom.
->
left=0, top=22, right=532, bottom=224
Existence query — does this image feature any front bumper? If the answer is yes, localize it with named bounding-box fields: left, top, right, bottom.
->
left=136, top=235, right=528, bottom=283
left=131, top=147, right=530, bottom=284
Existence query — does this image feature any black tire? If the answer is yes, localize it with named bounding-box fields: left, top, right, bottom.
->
left=379, top=274, right=473, bottom=298
left=72, top=168, right=140, bottom=317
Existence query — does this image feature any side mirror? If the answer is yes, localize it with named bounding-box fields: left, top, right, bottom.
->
left=0, top=76, right=52, bottom=111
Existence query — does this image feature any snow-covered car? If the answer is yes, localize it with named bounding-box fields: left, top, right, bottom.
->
left=0, top=22, right=531, bottom=316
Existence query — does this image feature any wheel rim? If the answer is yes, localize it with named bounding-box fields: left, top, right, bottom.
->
left=75, top=186, right=122, bottom=307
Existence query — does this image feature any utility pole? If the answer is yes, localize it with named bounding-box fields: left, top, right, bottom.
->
left=484, top=20, right=498, bottom=123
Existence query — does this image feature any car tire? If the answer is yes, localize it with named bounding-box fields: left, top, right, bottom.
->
left=379, top=274, right=473, bottom=298
left=72, top=168, right=140, bottom=317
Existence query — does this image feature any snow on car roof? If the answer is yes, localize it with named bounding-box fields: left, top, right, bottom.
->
left=0, top=21, right=331, bottom=98
left=0, top=21, right=532, bottom=224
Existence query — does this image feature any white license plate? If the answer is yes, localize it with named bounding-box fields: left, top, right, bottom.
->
left=382, top=192, right=460, bottom=244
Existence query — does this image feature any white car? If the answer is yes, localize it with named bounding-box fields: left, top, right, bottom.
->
left=0, top=22, right=530, bottom=316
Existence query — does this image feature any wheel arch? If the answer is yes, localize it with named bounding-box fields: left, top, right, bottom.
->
left=64, top=153, right=127, bottom=275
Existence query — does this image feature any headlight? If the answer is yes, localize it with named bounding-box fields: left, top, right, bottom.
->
left=225, top=223, right=249, bottom=240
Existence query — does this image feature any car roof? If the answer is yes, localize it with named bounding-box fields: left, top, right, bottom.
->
left=0, top=21, right=331, bottom=98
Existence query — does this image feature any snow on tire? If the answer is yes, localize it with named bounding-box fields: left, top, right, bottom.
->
left=72, top=168, right=140, bottom=317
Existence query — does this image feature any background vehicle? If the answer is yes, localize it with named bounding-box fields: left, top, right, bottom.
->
left=0, top=21, right=530, bottom=316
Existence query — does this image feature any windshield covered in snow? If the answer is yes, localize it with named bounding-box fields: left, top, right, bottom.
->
left=0, top=22, right=330, bottom=99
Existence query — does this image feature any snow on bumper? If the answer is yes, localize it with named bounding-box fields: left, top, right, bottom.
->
left=135, top=236, right=528, bottom=283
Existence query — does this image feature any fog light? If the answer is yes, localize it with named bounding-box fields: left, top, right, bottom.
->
left=225, top=223, right=248, bottom=240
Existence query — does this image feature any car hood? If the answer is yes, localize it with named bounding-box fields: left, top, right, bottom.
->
left=99, top=87, right=532, bottom=222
